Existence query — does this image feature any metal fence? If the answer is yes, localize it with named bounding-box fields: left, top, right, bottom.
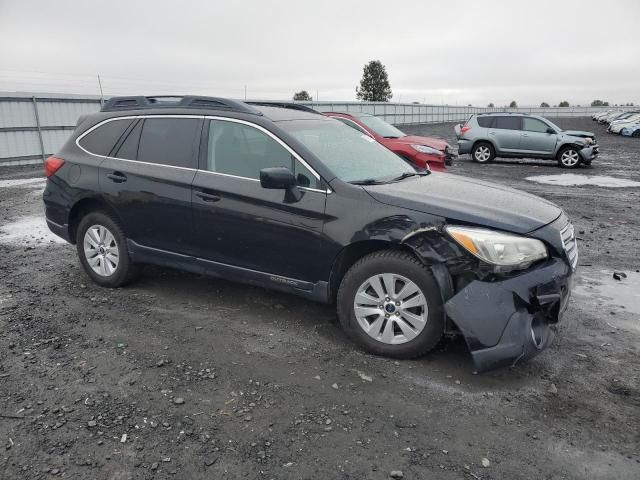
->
left=0, top=92, right=629, bottom=167
left=301, top=101, right=626, bottom=125
left=0, top=93, right=102, bottom=167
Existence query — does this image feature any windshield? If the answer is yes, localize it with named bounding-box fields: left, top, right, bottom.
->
left=358, top=115, right=407, bottom=138
left=279, top=119, right=415, bottom=183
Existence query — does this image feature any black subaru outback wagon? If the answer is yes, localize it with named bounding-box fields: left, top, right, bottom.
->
left=44, top=95, right=577, bottom=371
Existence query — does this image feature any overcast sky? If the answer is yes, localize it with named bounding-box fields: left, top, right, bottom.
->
left=0, top=0, right=638, bottom=106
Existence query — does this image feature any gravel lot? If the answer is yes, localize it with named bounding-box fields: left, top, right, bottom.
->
left=1, top=118, right=639, bottom=480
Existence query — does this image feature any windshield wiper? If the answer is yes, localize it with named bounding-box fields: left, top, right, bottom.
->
left=349, top=178, right=388, bottom=185
left=390, top=171, right=430, bottom=182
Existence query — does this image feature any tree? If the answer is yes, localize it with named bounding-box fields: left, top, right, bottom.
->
left=540, top=102, right=550, bottom=107
left=356, top=60, right=393, bottom=102
left=559, top=100, right=570, bottom=107
left=487, top=102, right=494, bottom=108
left=293, top=90, right=312, bottom=101
left=509, top=100, right=518, bottom=108
left=591, top=99, right=606, bottom=107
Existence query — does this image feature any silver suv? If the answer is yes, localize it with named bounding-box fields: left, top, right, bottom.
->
left=455, top=113, right=599, bottom=168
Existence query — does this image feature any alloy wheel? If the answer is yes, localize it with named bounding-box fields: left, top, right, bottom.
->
left=83, top=225, right=119, bottom=277
left=474, top=146, right=491, bottom=162
left=560, top=149, right=580, bottom=167
left=353, top=273, right=428, bottom=345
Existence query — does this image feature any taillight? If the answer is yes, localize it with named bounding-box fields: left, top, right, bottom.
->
left=461, top=125, right=471, bottom=134
left=45, top=156, right=65, bottom=178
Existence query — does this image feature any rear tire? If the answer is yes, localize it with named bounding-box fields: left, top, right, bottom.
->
left=557, top=146, right=581, bottom=168
left=76, top=211, right=139, bottom=287
left=472, top=142, right=495, bottom=163
left=336, top=251, right=444, bottom=359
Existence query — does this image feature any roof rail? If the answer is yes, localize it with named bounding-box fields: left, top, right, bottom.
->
left=245, top=101, right=322, bottom=115
left=478, top=111, right=530, bottom=116
left=101, top=95, right=262, bottom=115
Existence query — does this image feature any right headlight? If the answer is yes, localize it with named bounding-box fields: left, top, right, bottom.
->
left=446, top=226, right=548, bottom=270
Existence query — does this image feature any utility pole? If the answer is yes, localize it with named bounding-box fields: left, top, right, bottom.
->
left=97, top=74, right=105, bottom=106
left=244, top=85, right=247, bottom=100
left=316, top=89, right=319, bottom=102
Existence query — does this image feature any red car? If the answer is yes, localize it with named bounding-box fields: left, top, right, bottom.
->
left=324, top=112, right=456, bottom=172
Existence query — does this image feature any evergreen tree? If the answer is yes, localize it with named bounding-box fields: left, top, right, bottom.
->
left=356, top=60, right=393, bottom=102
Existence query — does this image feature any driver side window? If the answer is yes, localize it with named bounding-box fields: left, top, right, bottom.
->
left=206, top=120, right=320, bottom=189
left=522, top=118, right=551, bottom=133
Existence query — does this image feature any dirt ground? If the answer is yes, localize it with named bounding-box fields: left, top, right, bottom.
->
left=1, top=117, right=638, bottom=480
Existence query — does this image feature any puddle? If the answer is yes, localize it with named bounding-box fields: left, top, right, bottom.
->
left=0, top=216, right=65, bottom=246
left=0, top=177, right=46, bottom=188
left=574, top=269, right=640, bottom=315
left=525, top=174, right=640, bottom=188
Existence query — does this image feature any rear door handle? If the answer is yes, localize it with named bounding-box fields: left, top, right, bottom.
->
left=522, top=133, right=529, bottom=137
left=195, top=191, right=220, bottom=202
left=107, top=172, right=127, bottom=183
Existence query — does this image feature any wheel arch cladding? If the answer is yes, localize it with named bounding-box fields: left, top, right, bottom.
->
left=68, top=196, right=124, bottom=244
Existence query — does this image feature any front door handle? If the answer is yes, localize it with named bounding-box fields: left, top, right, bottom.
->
left=195, top=191, right=220, bottom=202
left=107, top=172, right=127, bottom=183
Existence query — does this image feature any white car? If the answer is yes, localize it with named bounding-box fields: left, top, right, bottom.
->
left=593, top=110, right=615, bottom=121
left=609, top=113, right=640, bottom=133
left=600, top=111, right=628, bottom=124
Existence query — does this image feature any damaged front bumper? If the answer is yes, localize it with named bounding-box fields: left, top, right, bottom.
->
left=444, top=258, right=573, bottom=372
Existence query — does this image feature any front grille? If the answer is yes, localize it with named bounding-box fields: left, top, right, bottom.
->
left=560, top=223, right=578, bottom=270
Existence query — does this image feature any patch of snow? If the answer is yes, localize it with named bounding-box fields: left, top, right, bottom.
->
left=525, top=174, right=640, bottom=188
left=0, top=177, right=46, bottom=188
left=0, top=215, right=65, bottom=246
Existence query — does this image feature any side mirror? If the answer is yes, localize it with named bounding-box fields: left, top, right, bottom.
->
left=546, top=127, right=556, bottom=134
left=260, top=167, right=296, bottom=189
left=260, top=166, right=303, bottom=203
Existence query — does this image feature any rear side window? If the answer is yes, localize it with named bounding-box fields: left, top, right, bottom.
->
left=476, top=116, right=495, bottom=128
left=137, top=118, right=201, bottom=168
left=113, top=120, right=142, bottom=159
left=78, top=118, right=134, bottom=156
left=495, top=116, right=521, bottom=130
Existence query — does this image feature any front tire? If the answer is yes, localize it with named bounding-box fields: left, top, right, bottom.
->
left=557, top=146, right=581, bottom=168
left=76, top=211, right=138, bottom=287
left=337, top=251, right=444, bottom=359
left=472, top=142, right=495, bottom=163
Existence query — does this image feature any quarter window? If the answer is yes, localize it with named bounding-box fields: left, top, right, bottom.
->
left=136, top=118, right=200, bottom=168
left=523, top=118, right=551, bottom=133
left=495, top=116, right=521, bottom=130
left=78, top=118, right=134, bottom=156
left=206, top=120, right=321, bottom=189
left=477, top=116, right=495, bottom=128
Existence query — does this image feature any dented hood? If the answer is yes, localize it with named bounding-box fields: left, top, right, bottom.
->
left=364, top=172, right=562, bottom=234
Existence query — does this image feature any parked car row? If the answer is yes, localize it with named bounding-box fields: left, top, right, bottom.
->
left=592, top=109, right=640, bottom=137
left=43, top=95, right=577, bottom=372
left=454, top=112, right=598, bottom=168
